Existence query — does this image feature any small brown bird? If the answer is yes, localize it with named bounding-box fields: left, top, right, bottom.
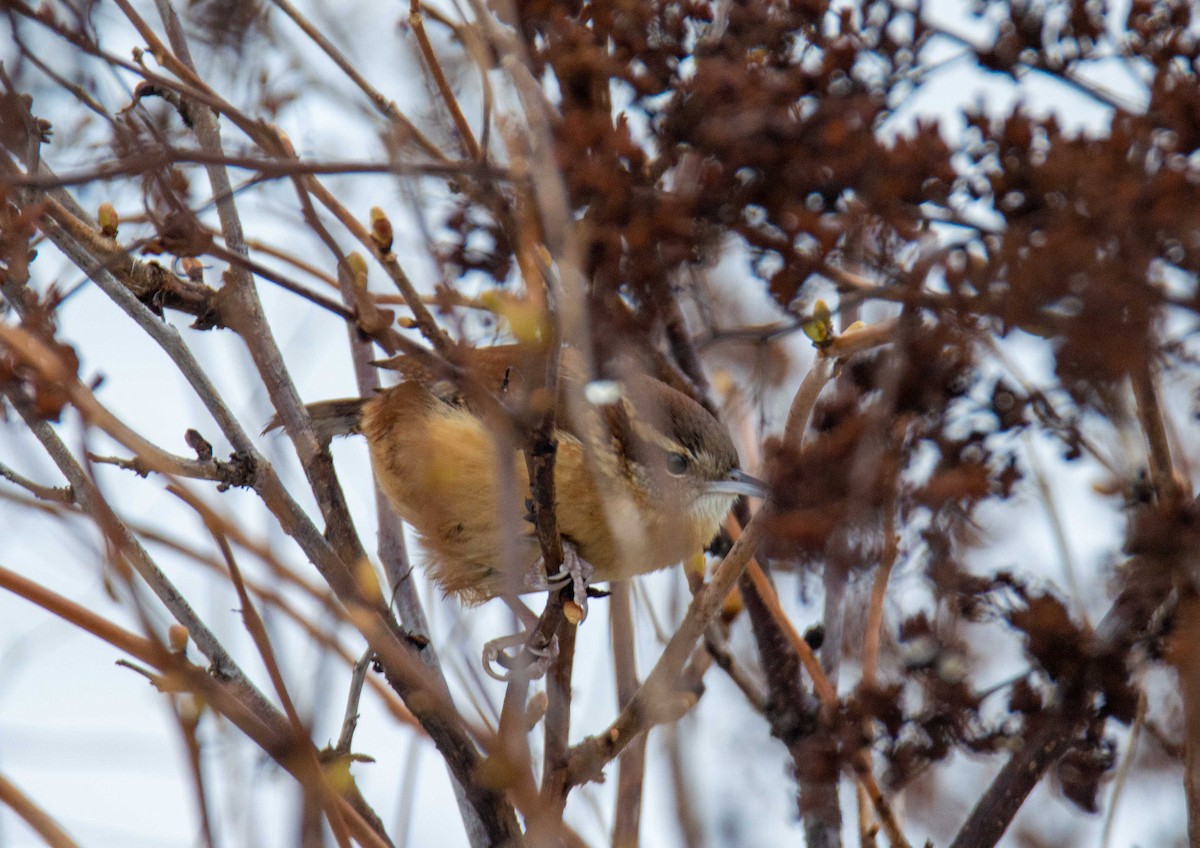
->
left=282, top=345, right=765, bottom=606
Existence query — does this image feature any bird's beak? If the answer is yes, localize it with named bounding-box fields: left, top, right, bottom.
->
left=706, top=468, right=770, bottom=499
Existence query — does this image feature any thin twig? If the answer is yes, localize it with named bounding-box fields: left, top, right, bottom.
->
left=0, top=772, right=82, bottom=848
left=0, top=461, right=72, bottom=503
left=206, top=524, right=355, bottom=848
left=269, top=0, right=446, bottom=159
left=534, top=618, right=578, bottom=840
left=2, top=149, right=496, bottom=189
left=703, top=622, right=767, bottom=711
left=741, top=561, right=908, bottom=847
left=783, top=355, right=837, bottom=449
left=336, top=648, right=376, bottom=755
left=1131, top=362, right=1181, bottom=505
left=410, top=0, right=482, bottom=160
left=1100, top=690, right=1146, bottom=848
left=1, top=377, right=286, bottom=732
left=857, top=782, right=879, bottom=848
left=566, top=513, right=767, bottom=785
left=950, top=556, right=1175, bottom=848
left=0, top=563, right=393, bottom=848
left=173, top=691, right=218, bottom=848
left=610, top=582, right=647, bottom=848
left=862, top=491, right=899, bottom=687
left=1025, top=432, right=1091, bottom=627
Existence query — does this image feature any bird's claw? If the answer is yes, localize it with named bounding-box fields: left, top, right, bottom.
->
left=482, top=631, right=558, bottom=682
left=543, top=542, right=594, bottom=621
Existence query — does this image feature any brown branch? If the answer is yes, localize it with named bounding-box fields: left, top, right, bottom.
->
left=862, top=490, right=899, bottom=687
left=26, top=189, right=221, bottom=324
left=703, top=620, right=767, bottom=712
left=210, top=525, right=357, bottom=848
left=610, top=582, right=648, bottom=848
left=744, top=556, right=902, bottom=848
left=948, top=707, right=1084, bottom=848
left=857, top=783, right=878, bottom=848
left=1168, top=594, right=1200, bottom=848
left=661, top=287, right=711, bottom=397
left=271, top=0, right=447, bottom=159
left=172, top=678, right=218, bottom=848
left=819, top=316, right=901, bottom=362
left=1131, top=361, right=1183, bottom=506
left=783, top=354, right=837, bottom=449
left=136, top=516, right=420, bottom=731
left=950, top=555, right=1175, bottom=848
left=534, top=618, right=578, bottom=841
left=0, top=461, right=72, bottom=503
left=0, top=563, right=392, bottom=848
left=0, top=376, right=287, bottom=734
left=294, top=169, right=454, bottom=354
left=1, top=149, right=499, bottom=188
left=410, top=0, right=482, bottom=160
left=0, top=772, right=81, bottom=848
left=89, top=448, right=255, bottom=489
left=565, top=512, right=766, bottom=785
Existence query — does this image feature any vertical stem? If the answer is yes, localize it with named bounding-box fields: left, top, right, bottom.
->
left=862, top=495, right=897, bottom=687
left=528, top=618, right=578, bottom=847
left=856, top=783, right=878, bottom=848
left=1130, top=363, right=1181, bottom=505
left=1168, top=594, right=1200, bottom=848
left=610, top=583, right=647, bottom=848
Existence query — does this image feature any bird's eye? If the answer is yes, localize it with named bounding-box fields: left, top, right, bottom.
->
left=666, top=452, right=690, bottom=476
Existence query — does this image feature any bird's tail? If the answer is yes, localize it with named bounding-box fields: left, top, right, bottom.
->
left=262, top=398, right=366, bottom=442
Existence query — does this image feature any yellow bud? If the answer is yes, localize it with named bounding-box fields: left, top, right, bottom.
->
left=324, top=754, right=354, bottom=795
left=476, top=754, right=522, bottom=791
left=801, top=299, right=834, bottom=347
left=721, top=585, right=744, bottom=619
left=843, top=320, right=866, bottom=334
left=478, top=291, right=546, bottom=345
left=369, top=207, right=393, bottom=254
left=98, top=203, right=119, bottom=238
left=563, top=599, right=585, bottom=625
left=347, top=252, right=369, bottom=288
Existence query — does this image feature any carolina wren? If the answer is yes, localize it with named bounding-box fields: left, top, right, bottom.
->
left=284, top=345, right=765, bottom=604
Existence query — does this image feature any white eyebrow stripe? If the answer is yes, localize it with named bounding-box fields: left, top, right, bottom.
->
left=629, top=417, right=685, bottom=454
